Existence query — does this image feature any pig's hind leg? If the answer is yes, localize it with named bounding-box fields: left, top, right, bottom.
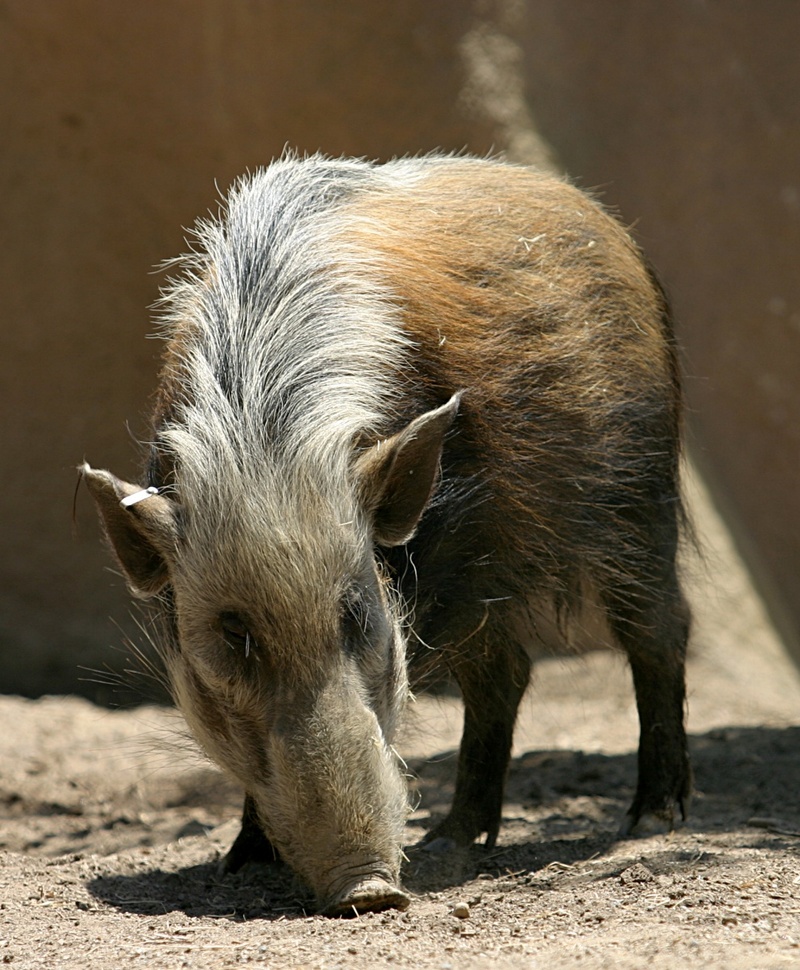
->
left=602, top=556, right=692, bottom=836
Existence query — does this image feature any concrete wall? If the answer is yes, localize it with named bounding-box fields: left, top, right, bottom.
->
left=515, top=0, right=800, bottom=658
left=0, top=1, right=493, bottom=697
left=2, top=0, right=798, bottom=697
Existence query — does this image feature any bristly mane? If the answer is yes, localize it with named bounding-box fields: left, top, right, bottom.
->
left=151, top=155, right=413, bottom=513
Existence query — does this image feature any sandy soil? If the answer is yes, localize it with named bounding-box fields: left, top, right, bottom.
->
left=2, top=469, right=800, bottom=970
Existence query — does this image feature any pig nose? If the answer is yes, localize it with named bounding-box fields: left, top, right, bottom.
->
left=322, top=876, right=411, bottom=916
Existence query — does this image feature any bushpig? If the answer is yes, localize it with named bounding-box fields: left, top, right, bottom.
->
left=83, top=153, right=691, bottom=915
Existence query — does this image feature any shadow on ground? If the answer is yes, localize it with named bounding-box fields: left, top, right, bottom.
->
left=86, top=724, right=800, bottom=920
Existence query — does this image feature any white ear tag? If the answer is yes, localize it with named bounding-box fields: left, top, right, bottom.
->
left=120, top=486, right=160, bottom=508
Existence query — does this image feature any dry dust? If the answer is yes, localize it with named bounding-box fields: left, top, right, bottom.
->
left=2, top=469, right=799, bottom=970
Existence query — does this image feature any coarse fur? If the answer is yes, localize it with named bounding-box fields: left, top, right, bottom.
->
left=83, top=152, right=691, bottom=913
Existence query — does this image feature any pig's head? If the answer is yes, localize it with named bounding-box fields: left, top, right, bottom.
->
left=82, top=394, right=459, bottom=914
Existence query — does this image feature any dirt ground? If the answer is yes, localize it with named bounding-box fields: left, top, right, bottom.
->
left=2, top=467, right=799, bottom=970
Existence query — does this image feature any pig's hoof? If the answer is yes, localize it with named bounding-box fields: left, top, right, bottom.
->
left=218, top=832, right=283, bottom=875
left=619, top=792, right=690, bottom=838
left=322, top=879, right=411, bottom=916
left=420, top=836, right=459, bottom=855
left=619, top=812, right=671, bottom=838
left=418, top=812, right=495, bottom=851
left=619, top=805, right=686, bottom=838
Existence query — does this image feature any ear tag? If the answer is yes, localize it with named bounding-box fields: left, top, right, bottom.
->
left=120, top=486, right=161, bottom=508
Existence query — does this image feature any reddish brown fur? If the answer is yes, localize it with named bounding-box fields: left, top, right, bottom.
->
left=345, top=164, right=672, bottom=416
left=338, top=160, right=689, bottom=846
left=342, top=163, right=681, bottom=599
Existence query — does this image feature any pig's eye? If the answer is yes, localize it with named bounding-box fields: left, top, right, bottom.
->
left=341, top=591, right=369, bottom=642
left=218, top=611, right=254, bottom=655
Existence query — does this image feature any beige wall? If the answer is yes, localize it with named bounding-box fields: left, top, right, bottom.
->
left=0, top=1, right=493, bottom=696
left=3, top=1, right=798, bottom=696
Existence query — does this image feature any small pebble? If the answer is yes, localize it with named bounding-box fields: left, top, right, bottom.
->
left=619, top=863, right=655, bottom=885
left=452, top=902, right=470, bottom=919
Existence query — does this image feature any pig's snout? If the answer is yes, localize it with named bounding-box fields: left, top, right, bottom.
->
left=257, top=673, right=409, bottom=914
left=320, top=867, right=411, bottom=916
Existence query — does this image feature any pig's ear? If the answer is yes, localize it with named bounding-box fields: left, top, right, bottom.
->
left=81, top=463, right=178, bottom=598
left=355, top=393, right=461, bottom=547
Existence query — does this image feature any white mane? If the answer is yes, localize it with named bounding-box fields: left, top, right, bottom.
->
left=155, top=155, right=413, bottom=525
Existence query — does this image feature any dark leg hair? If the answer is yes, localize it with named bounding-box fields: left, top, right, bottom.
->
left=423, top=632, right=532, bottom=848
left=602, top=560, right=691, bottom=834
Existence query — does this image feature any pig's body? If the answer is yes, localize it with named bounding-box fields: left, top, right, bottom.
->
left=84, top=154, right=691, bottom=914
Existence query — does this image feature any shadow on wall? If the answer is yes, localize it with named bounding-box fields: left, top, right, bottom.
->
left=514, top=0, right=800, bottom=662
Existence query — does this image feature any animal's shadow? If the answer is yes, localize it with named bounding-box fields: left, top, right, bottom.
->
left=87, top=724, right=800, bottom=920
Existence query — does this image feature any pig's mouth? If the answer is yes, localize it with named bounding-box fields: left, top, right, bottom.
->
left=318, top=861, right=410, bottom=916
